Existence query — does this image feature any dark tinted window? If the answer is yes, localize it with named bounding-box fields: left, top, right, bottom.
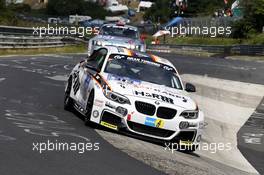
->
left=87, top=49, right=107, bottom=71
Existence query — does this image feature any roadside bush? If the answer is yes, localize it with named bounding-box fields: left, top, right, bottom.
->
left=0, top=0, right=5, bottom=10
left=231, top=19, right=256, bottom=39
left=8, top=3, right=31, bottom=13
left=232, top=0, right=264, bottom=38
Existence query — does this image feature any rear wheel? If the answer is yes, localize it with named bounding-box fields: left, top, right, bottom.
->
left=64, top=77, right=73, bottom=111
left=84, top=91, right=94, bottom=126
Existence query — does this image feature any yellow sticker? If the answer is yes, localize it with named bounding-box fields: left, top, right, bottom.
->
left=155, top=119, right=164, bottom=128
left=100, top=121, right=118, bottom=130
left=180, top=140, right=193, bottom=146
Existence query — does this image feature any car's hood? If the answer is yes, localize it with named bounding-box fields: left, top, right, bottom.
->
left=95, top=35, right=141, bottom=45
left=102, top=73, right=197, bottom=110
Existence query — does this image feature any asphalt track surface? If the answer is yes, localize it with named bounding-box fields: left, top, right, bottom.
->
left=0, top=53, right=263, bottom=175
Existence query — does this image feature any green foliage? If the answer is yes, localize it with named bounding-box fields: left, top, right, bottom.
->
left=187, top=0, right=225, bottom=16
left=8, top=3, right=31, bottom=13
left=144, top=0, right=226, bottom=22
left=231, top=19, right=255, bottom=38
left=144, top=0, right=173, bottom=23
left=0, top=1, right=18, bottom=26
left=0, top=0, right=5, bottom=10
left=146, top=33, right=264, bottom=46
left=241, top=0, right=264, bottom=33
left=0, top=44, right=86, bottom=56
left=232, top=0, right=264, bottom=38
left=46, top=0, right=111, bottom=19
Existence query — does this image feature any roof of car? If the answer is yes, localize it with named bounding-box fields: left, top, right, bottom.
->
left=104, top=46, right=177, bottom=72
left=101, top=23, right=138, bottom=30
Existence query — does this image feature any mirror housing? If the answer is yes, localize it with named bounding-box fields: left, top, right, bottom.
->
left=185, top=83, right=196, bottom=92
left=85, top=64, right=100, bottom=73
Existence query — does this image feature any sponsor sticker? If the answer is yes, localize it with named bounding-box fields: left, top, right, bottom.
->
left=107, top=74, right=141, bottom=85
left=145, top=117, right=164, bottom=128
left=180, top=140, right=193, bottom=146
left=134, top=91, right=174, bottom=104
left=100, top=121, right=118, bottom=130
left=94, top=99, right=104, bottom=107
left=84, top=75, right=91, bottom=88
left=155, top=119, right=165, bottom=128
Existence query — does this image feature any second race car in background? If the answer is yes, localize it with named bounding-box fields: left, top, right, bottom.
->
left=88, top=23, right=146, bottom=56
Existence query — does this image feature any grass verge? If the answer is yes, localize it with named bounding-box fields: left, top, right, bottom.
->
left=0, top=44, right=87, bottom=56
left=146, top=33, right=264, bottom=46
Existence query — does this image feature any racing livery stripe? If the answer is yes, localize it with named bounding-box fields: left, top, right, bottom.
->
left=124, top=48, right=133, bottom=57
left=92, top=73, right=112, bottom=92
left=150, top=54, right=159, bottom=62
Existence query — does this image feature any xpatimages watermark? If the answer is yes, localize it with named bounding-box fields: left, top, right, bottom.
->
left=165, top=142, right=232, bottom=153
left=165, top=24, right=232, bottom=38
left=32, top=140, right=100, bottom=154
left=32, top=24, right=100, bottom=38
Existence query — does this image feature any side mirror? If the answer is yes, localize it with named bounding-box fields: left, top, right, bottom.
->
left=185, top=83, right=196, bottom=92
left=85, top=64, right=100, bottom=73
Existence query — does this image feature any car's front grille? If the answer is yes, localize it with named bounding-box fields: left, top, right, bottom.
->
left=135, top=101, right=156, bottom=116
left=127, top=121, right=174, bottom=138
left=157, top=107, right=177, bottom=119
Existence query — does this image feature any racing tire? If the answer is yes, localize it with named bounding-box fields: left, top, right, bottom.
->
left=84, top=90, right=94, bottom=126
left=64, top=77, right=73, bottom=111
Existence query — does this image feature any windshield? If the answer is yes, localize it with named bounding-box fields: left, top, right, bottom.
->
left=104, top=54, right=183, bottom=90
left=100, top=25, right=139, bottom=39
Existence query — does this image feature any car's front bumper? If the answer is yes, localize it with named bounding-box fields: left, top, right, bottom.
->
left=90, top=95, right=204, bottom=144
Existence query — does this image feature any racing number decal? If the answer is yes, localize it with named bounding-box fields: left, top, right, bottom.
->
left=73, top=71, right=80, bottom=95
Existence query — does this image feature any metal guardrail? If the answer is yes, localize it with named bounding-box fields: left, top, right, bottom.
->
left=0, top=35, right=70, bottom=49
left=147, top=44, right=264, bottom=56
left=0, top=25, right=79, bottom=37
left=1, top=25, right=263, bottom=55
left=0, top=25, right=85, bottom=49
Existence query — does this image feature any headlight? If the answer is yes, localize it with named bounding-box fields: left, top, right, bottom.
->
left=135, top=45, right=141, bottom=50
left=95, top=40, right=103, bottom=46
left=130, top=44, right=136, bottom=50
left=180, top=110, right=198, bottom=119
left=104, top=91, right=131, bottom=105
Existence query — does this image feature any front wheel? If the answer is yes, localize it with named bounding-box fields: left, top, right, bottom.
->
left=84, top=91, right=94, bottom=126
left=64, top=77, right=73, bottom=111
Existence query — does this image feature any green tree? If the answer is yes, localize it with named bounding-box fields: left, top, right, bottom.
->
left=144, top=0, right=227, bottom=23
left=0, top=0, right=5, bottom=10
left=144, top=0, right=173, bottom=23
left=46, top=0, right=111, bottom=19
left=241, top=0, right=264, bottom=33
left=47, top=0, right=85, bottom=16
left=187, top=0, right=225, bottom=16
left=232, top=0, right=264, bottom=38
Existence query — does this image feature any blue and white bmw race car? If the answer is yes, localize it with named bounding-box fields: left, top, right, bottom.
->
left=64, top=46, right=204, bottom=151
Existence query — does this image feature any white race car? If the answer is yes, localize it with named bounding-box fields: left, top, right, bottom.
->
left=88, top=23, right=146, bottom=56
left=64, top=46, right=204, bottom=151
